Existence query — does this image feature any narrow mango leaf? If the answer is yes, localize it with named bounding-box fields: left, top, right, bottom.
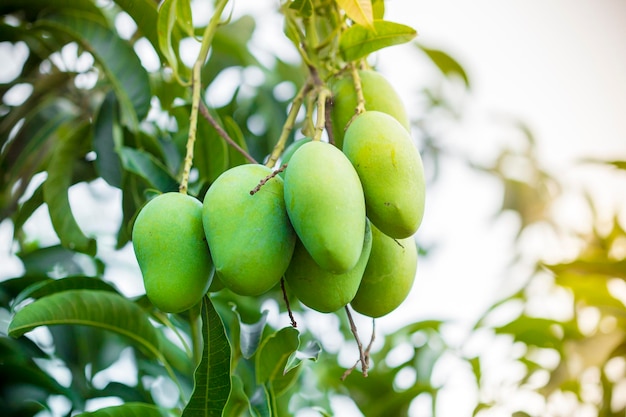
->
left=43, top=121, right=97, bottom=256
left=224, top=116, right=252, bottom=168
left=235, top=309, right=268, bottom=360
left=94, top=92, right=123, bottom=188
left=255, top=326, right=299, bottom=384
left=546, top=259, right=626, bottom=280
left=494, top=316, right=566, bottom=350
left=12, top=276, right=119, bottom=310
left=182, top=296, right=231, bottom=417
left=372, top=0, right=384, bottom=19
left=340, top=19, right=417, bottom=62
left=119, top=147, right=179, bottom=192
left=8, top=290, right=162, bottom=359
left=222, top=375, right=253, bottom=417
left=157, top=0, right=191, bottom=85
left=18, top=245, right=100, bottom=278
left=194, top=107, right=229, bottom=185
left=37, top=11, right=151, bottom=130
left=419, top=45, right=470, bottom=88
left=176, top=0, right=195, bottom=38
left=336, top=0, right=374, bottom=28
left=75, top=402, right=173, bottom=417
left=249, top=385, right=271, bottom=417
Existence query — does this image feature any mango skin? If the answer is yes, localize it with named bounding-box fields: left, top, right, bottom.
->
left=286, top=221, right=372, bottom=313
left=202, top=164, right=296, bottom=296
left=132, top=192, right=212, bottom=313
left=343, top=111, right=425, bottom=239
left=284, top=141, right=366, bottom=273
left=350, top=223, right=417, bottom=318
left=278, top=137, right=312, bottom=179
left=330, top=70, right=409, bottom=149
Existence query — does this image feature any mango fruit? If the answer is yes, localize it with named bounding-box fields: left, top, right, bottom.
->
left=343, top=111, right=425, bottom=239
left=202, top=164, right=296, bottom=296
left=132, top=192, right=212, bottom=313
left=350, top=224, right=417, bottom=318
left=285, top=221, right=372, bottom=313
left=278, top=137, right=312, bottom=179
left=283, top=141, right=366, bottom=273
left=330, top=70, right=409, bottom=149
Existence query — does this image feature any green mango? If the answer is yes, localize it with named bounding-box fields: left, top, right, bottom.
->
left=330, top=69, right=409, bottom=149
left=350, top=223, right=417, bottom=318
left=343, top=111, right=425, bottom=239
left=283, top=140, right=366, bottom=273
left=286, top=221, right=372, bottom=313
left=202, top=164, right=296, bottom=296
left=132, top=192, right=212, bottom=313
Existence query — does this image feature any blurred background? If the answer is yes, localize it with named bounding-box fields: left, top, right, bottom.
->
left=1, top=0, right=626, bottom=416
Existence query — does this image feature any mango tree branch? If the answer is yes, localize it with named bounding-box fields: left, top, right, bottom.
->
left=265, top=81, right=313, bottom=168
left=199, top=102, right=257, bottom=164
left=179, top=0, right=231, bottom=194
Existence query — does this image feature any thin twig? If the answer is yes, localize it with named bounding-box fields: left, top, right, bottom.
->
left=249, top=164, right=287, bottom=195
left=325, top=95, right=335, bottom=145
left=341, top=305, right=369, bottom=380
left=281, top=278, right=297, bottom=328
left=198, top=102, right=257, bottom=164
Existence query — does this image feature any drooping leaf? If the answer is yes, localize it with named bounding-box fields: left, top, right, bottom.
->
left=8, top=290, right=162, bottom=359
left=37, top=10, right=152, bottom=130
left=93, top=92, right=123, bottom=188
left=118, top=147, right=179, bottom=192
left=157, top=0, right=191, bottom=85
left=182, top=296, right=231, bottom=417
left=419, top=45, right=470, bottom=88
left=43, top=121, right=97, bottom=256
left=284, top=339, right=321, bottom=374
left=176, top=0, right=195, bottom=38
left=336, top=0, right=374, bottom=28
left=234, top=309, right=268, bottom=360
left=222, top=374, right=253, bottom=417
left=75, top=402, right=173, bottom=417
left=12, top=276, right=119, bottom=310
left=340, top=19, right=417, bottom=62
left=255, top=326, right=300, bottom=384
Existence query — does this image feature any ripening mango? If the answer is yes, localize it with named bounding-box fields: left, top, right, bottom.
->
left=286, top=221, right=372, bottom=313
left=343, top=111, right=425, bottom=239
left=350, top=224, right=417, bottom=318
left=202, top=164, right=296, bottom=296
left=284, top=141, right=366, bottom=273
left=132, top=192, right=212, bottom=313
left=330, top=70, right=409, bottom=149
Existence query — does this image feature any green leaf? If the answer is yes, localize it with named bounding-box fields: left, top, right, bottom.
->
left=284, top=339, right=321, bottom=374
left=336, top=0, right=374, bottom=28
left=75, top=402, right=173, bottom=417
left=223, top=116, right=251, bottom=168
left=419, top=45, right=470, bottom=88
left=111, top=0, right=161, bottom=58
left=236, top=309, right=268, bottom=360
left=372, top=0, right=384, bottom=19
left=494, top=316, right=566, bottom=350
left=12, top=276, right=119, bottom=310
left=157, top=0, right=191, bottom=85
left=182, top=296, right=231, bottom=417
left=340, top=19, right=417, bottom=62
left=119, top=147, right=180, bottom=192
left=8, top=290, right=162, bottom=359
left=18, top=245, right=100, bottom=278
left=255, top=326, right=300, bottom=384
left=176, top=0, right=195, bottom=38
left=93, top=92, right=123, bottom=188
left=37, top=10, right=152, bottom=130
left=546, top=259, right=626, bottom=281
left=43, top=121, right=97, bottom=256
left=222, top=375, right=253, bottom=417
left=289, top=0, right=313, bottom=18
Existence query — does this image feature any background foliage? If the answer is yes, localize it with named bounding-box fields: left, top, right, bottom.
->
left=1, top=1, right=625, bottom=416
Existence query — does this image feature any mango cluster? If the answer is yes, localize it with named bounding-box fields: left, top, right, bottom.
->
left=131, top=70, right=425, bottom=318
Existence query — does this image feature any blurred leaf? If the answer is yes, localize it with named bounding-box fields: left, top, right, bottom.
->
left=75, top=402, right=173, bottom=417
left=8, top=290, right=162, bottom=359
left=223, top=116, right=252, bottom=168
left=119, top=147, right=179, bottom=192
left=38, top=10, right=151, bottom=130
left=157, top=0, right=191, bottom=85
left=222, top=374, right=252, bottom=417
left=284, top=339, right=321, bottom=374
left=93, top=92, right=123, bottom=188
left=112, top=0, right=161, bottom=57
left=235, top=309, right=268, bottom=360
left=336, top=0, right=374, bottom=28
left=606, top=160, right=626, bottom=170
left=289, top=0, right=313, bottom=18
left=43, top=121, right=97, bottom=256
left=546, top=259, right=626, bottom=281
left=176, top=0, right=195, bottom=38
left=12, top=276, right=119, bottom=309
left=340, top=20, right=416, bottom=62
left=182, top=296, right=231, bottom=417
left=419, top=44, right=470, bottom=88
left=494, top=316, right=567, bottom=350
left=372, top=0, right=384, bottom=19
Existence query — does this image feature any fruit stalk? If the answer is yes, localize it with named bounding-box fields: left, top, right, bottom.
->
left=199, top=102, right=257, bottom=164
left=179, top=0, right=231, bottom=194
left=265, top=81, right=313, bottom=168
left=313, top=87, right=331, bottom=142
